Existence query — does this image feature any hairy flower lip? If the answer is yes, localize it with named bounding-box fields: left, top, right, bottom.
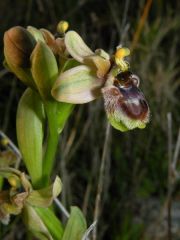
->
left=102, top=71, right=150, bottom=131
left=109, top=83, right=149, bottom=121
left=112, top=72, right=149, bottom=121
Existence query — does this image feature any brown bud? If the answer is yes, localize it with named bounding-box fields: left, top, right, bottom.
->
left=4, top=26, right=36, bottom=68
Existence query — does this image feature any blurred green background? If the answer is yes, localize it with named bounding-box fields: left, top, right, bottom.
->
left=0, top=0, right=180, bottom=239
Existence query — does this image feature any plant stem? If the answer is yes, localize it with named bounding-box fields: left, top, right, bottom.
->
left=93, top=122, right=111, bottom=240
left=43, top=100, right=73, bottom=186
left=43, top=129, right=59, bottom=186
left=131, top=0, right=153, bottom=52
left=167, top=112, right=172, bottom=240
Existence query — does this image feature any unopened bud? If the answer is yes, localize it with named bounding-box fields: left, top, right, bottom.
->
left=57, top=21, right=69, bottom=34
left=4, top=26, right=36, bottom=68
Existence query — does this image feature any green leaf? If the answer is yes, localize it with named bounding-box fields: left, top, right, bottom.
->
left=31, top=41, right=58, bottom=99
left=35, top=207, right=64, bottom=240
left=27, top=176, right=62, bottom=207
left=52, top=65, right=103, bottom=104
left=65, top=31, right=93, bottom=63
left=16, top=88, right=45, bottom=188
left=62, top=207, right=87, bottom=240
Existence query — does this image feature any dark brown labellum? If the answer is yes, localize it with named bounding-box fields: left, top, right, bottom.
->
left=114, top=71, right=149, bottom=121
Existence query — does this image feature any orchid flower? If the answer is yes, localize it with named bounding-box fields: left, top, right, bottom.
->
left=3, top=25, right=149, bottom=132
left=2, top=21, right=150, bottom=240
left=52, top=31, right=150, bottom=131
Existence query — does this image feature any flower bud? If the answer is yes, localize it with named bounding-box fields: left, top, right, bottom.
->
left=57, top=21, right=69, bottom=34
left=4, top=26, right=36, bottom=68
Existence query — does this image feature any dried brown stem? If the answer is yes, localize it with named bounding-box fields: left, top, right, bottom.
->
left=131, top=0, right=153, bottom=52
left=93, top=123, right=111, bottom=240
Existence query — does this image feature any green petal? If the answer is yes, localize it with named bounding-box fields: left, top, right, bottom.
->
left=65, top=31, right=93, bottom=62
left=52, top=65, right=103, bottom=104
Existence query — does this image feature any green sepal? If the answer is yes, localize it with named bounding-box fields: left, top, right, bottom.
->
left=52, top=65, right=103, bottom=104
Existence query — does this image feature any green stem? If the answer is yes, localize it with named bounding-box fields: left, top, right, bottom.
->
left=43, top=100, right=74, bottom=186
left=0, top=177, right=3, bottom=190
left=43, top=129, right=59, bottom=185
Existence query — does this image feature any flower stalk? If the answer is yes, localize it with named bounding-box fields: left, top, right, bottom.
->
left=42, top=101, right=73, bottom=186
